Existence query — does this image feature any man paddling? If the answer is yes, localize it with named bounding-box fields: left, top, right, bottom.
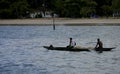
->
left=95, top=38, right=103, bottom=53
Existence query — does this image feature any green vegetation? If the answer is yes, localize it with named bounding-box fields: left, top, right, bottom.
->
left=0, top=0, right=29, bottom=18
left=112, top=0, right=120, bottom=13
left=0, top=0, right=119, bottom=18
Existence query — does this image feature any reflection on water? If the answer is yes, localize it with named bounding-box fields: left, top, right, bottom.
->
left=0, top=25, right=120, bottom=74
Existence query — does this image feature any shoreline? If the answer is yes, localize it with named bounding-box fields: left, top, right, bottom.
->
left=0, top=18, right=120, bottom=26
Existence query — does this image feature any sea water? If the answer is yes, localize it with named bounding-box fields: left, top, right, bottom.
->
left=0, top=25, right=120, bottom=74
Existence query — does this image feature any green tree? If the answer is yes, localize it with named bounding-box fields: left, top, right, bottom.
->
left=101, top=5, right=112, bottom=17
left=112, top=0, right=120, bottom=12
left=10, top=0, right=30, bottom=18
left=53, top=0, right=82, bottom=17
left=94, top=0, right=112, bottom=16
left=64, top=0, right=82, bottom=17
left=53, top=0, right=65, bottom=17
left=80, top=0, right=97, bottom=17
left=0, top=0, right=29, bottom=18
left=0, top=0, right=11, bottom=18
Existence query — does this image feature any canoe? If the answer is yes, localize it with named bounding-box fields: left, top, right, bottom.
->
left=43, top=46, right=90, bottom=52
left=94, top=47, right=115, bottom=51
left=43, top=46, right=115, bottom=52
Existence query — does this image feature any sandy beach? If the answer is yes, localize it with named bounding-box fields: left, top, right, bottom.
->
left=0, top=18, right=120, bottom=26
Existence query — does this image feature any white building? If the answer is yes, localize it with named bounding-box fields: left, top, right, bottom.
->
left=30, top=11, right=58, bottom=18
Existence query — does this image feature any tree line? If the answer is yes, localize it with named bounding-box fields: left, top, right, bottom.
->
left=0, top=0, right=120, bottom=18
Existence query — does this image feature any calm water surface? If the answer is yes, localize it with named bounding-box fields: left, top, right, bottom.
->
left=0, top=26, right=120, bottom=74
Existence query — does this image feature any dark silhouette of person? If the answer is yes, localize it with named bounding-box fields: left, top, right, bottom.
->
left=95, top=38, right=103, bottom=48
left=69, top=38, right=72, bottom=46
left=68, top=38, right=76, bottom=48
left=95, top=38, right=103, bottom=53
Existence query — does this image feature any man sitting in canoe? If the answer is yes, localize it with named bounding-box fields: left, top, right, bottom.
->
left=95, top=38, right=103, bottom=53
left=67, top=38, right=76, bottom=48
left=95, top=38, right=103, bottom=48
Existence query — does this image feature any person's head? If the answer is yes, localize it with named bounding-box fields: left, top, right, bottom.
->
left=97, top=38, right=100, bottom=41
left=70, top=38, right=72, bottom=40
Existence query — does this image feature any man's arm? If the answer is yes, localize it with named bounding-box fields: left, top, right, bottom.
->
left=95, top=42, right=98, bottom=48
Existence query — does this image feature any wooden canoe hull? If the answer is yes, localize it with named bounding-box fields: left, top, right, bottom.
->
left=95, top=47, right=115, bottom=51
left=43, top=46, right=115, bottom=52
left=43, top=46, right=90, bottom=52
